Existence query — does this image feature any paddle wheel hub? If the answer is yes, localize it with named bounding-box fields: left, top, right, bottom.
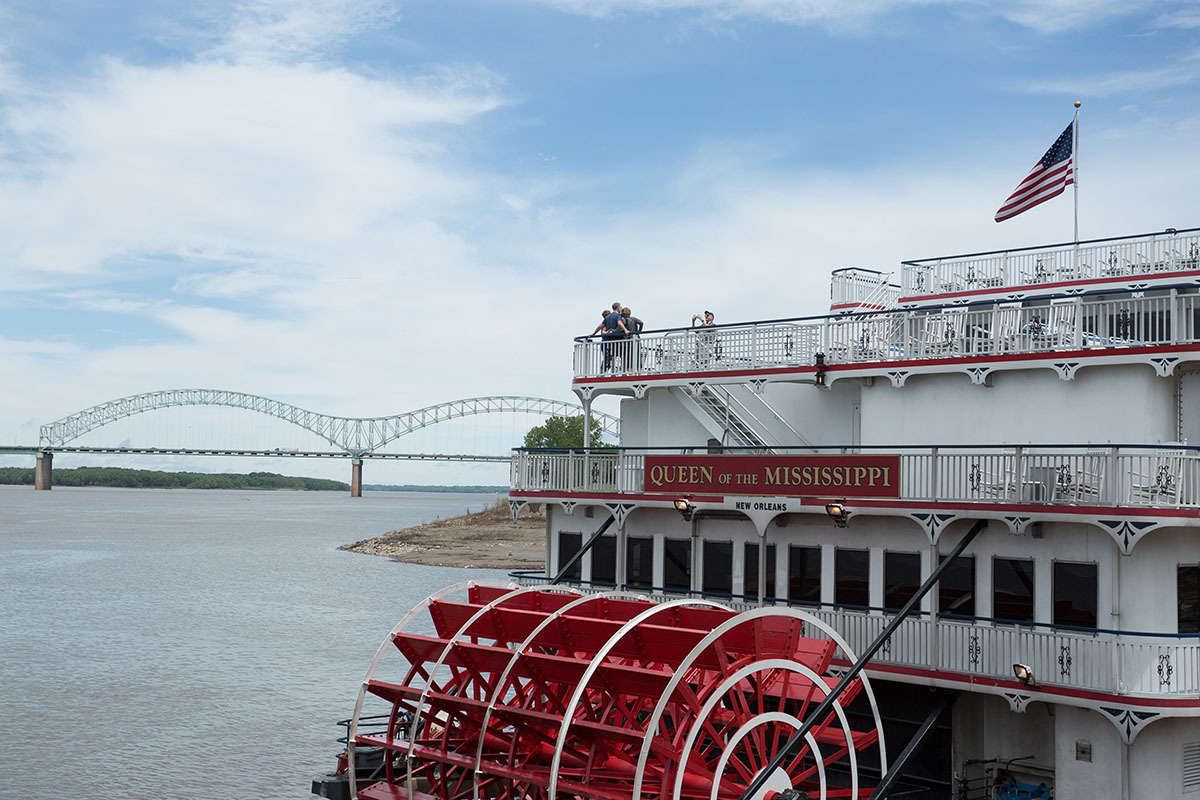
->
left=348, top=583, right=886, bottom=800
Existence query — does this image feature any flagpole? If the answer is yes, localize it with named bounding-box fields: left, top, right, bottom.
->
left=1073, top=100, right=1080, bottom=244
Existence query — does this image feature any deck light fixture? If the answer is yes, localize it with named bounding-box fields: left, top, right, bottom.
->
left=815, top=352, right=827, bottom=387
left=673, top=498, right=695, bottom=521
left=824, top=502, right=850, bottom=527
left=1012, top=663, right=1036, bottom=686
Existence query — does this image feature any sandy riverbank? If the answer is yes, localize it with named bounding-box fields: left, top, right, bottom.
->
left=340, top=501, right=547, bottom=569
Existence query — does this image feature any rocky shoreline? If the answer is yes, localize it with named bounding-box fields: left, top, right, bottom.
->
left=340, top=501, right=546, bottom=569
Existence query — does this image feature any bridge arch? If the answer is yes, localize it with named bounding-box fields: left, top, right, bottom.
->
left=39, top=389, right=620, bottom=455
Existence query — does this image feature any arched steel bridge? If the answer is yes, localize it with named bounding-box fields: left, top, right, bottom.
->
left=38, top=390, right=619, bottom=456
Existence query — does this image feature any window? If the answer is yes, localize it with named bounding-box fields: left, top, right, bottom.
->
left=993, top=558, right=1035, bottom=623
left=1179, top=565, right=1199, bottom=634
left=938, top=555, right=975, bottom=617
left=884, top=552, right=921, bottom=612
left=663, top=539, right=692, bottom=592
left=626, top=536, right=653, bottom=588
left=557, top=532, right=582, bottom=581
left=788, top=545, right=821, bottom=605
left=703, top=541, right=733, bottom=595
left=1053, top=561, right=1098, bottom=629
left=591, top=535, right=616, bottom=585
left=744, top=542, right=777, bottom=599
left=836, top=548, right=870, bottom=608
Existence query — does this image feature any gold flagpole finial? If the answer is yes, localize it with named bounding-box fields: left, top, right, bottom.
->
left=1074, top=100, right=1081, bottom=108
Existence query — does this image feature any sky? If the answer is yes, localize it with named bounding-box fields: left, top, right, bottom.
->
left=1, top=0, right=1199, bottom=485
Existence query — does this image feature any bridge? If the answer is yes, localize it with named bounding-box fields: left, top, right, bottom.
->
left=8, top=390, right=619, bottom=496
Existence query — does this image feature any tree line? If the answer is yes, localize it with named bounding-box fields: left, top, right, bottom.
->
left=522, top=414, right=611, bottom=449
left=0, top=467, right=349, bottom=491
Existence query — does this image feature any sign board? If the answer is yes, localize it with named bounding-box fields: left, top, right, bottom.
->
left=643, top=454, right=901, bottom=499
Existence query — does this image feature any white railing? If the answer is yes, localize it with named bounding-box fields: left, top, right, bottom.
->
left=830, top=267, right=900, bottom=310
left=507, top=574, right=1200, bottom=698
left=900, top=227, right=1200, bottom=297
left=511, top=446, right=1200, bottom=509
left=799, top=606, right=1200, bottom=697
left=572, top=290, right=1200, bottom=379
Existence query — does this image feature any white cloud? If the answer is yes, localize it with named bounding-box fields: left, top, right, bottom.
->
left=204, top=0, right=402, bottom=63
left=0, top=58, right=505, bottom=290
left=531, top=0, right=1175, bottom=32
left=989, top=0, right=1160, bottom=33
left=53, top=291, right=158, bottom=314
left=1024, top=61, right=1200, bottom=97
left=1150, top=8, right=1200, bottom=30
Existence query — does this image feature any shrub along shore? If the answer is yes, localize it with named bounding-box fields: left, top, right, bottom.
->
left=0, top=466, right=349, bottom=491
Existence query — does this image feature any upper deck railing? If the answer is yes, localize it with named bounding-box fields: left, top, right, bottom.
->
left=573, top=288, right=1200, bottom=379
left=511, top=444, right=1200, bottom=510
left=830, top=267, right=900, bottom=310
left=899, top=227, right=1200, bottom=298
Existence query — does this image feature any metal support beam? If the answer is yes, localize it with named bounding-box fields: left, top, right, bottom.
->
left=870, top=692, right=956, bottom=799
left=551, top=515, right=614, bottom=584
left=739, top=518, right=988, bottom=800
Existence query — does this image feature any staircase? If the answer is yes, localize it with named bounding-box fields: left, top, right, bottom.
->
left=671, top=385, right=812, bottom=450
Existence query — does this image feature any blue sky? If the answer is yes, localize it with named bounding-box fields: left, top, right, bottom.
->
left=1, top=0, right=1198, bottom=483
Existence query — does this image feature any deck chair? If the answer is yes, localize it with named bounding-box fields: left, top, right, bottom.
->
left=1030, top=301, right=1078, bottom=350
left=1131, top=453, right=1183, bottom=502
left=849, top=315, right=900, bottom=361
left=917, top=311, right=964, bottom=356
left=823, top=317, right=859, bottom=362
left=968, top=452, right=1040, bottom=500
left=1049, top=454, right=1107, bottom=503
left=975, top=304, right=1023, bottom=353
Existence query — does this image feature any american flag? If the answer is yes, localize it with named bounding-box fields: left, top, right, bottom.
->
left=994, top=122, right=1075, bottom=222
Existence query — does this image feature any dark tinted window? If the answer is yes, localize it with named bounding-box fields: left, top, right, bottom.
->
left=788, top=546, right=821, bottom=605
left=626, top=536, right=653, bottom=588
left=1053, top=561, right=1097, bottom=628
left=663, top=539, right=692, bottom=592
left=884, top=552, right=921, bottom=611
left=744, top=542, right=777, bottom=599
left=557, top=532, right=582, bottom=581
left=1179, top=565, right=1199, bottom=634
left=993, top=559, right=1035, bottom=623
left=836, top=549, right=870, bottom=608
left=703, top=541, right=733, bottom=595
left=591, top=535, right=616, bottom=585
left=938, top=555, right=975, bottom=617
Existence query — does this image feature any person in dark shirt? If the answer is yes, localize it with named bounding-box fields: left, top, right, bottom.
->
left=622, top=307, right=644, bottom=372
left=591, top=302, right=628, bottom=371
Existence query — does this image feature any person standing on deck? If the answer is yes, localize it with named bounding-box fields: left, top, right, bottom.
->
left=622, top=307, right=644, bottom=372
left=592, top=302, right=628, bottom=371
left=691, top=310, right=717, bottom=367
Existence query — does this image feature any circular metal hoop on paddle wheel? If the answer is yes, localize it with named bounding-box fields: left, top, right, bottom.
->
left=349, top=583, right=887, bottom=800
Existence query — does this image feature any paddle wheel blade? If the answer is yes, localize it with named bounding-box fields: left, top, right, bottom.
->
left=348, top=582, right=886, bottom=800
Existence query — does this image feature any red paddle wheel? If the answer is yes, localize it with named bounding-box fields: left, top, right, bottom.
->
left=348, top=583, right=886, bottom=800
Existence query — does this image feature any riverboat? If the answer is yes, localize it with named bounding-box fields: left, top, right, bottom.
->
left=323, top=226, right=1200, bottom=800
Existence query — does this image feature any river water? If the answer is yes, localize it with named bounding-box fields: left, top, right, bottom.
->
left=0, top=486, right=511, bottom=799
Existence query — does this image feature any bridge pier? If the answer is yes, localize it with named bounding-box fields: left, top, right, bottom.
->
left=351, top=458, right=363, bottom=497
left=35, top=452, right=52, bottom=490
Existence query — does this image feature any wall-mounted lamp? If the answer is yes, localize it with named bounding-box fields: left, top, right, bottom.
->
left=673, top=498, right=695, bottom=521
left=815, top=352, right=827, bottom=388
left=824, top=502, right=850, bottom=527
left=1012, top=663, right=1036, bottom=686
